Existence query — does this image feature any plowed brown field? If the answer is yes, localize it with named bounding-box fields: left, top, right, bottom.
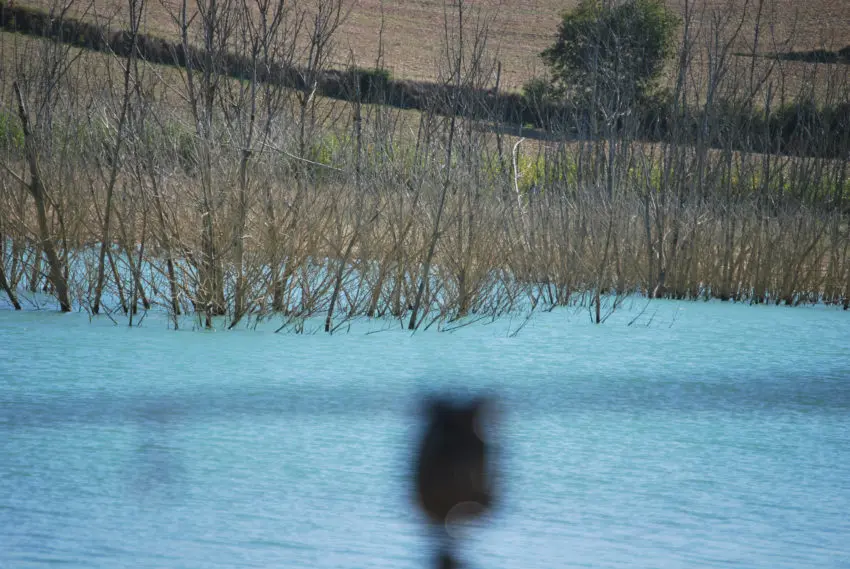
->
left=18, top=0, right=850, bottom=89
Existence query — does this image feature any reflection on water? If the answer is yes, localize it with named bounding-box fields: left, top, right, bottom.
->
left=1, top=302, right=849, bottom=568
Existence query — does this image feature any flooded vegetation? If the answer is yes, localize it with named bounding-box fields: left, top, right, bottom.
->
left=0, top=0, right=848, bottom=330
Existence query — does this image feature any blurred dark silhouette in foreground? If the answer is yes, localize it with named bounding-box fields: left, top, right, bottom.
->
left=412, top=395, right=500, bottom=569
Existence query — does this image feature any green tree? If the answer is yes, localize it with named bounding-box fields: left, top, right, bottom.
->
left=541, top=0, right=678, bottom=104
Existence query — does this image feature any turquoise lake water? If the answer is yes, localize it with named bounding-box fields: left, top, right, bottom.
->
left=1, top=300, right=849, bottom=568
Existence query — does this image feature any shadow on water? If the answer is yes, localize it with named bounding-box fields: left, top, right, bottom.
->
left=2, top=370, right=848, bottom=431
left=127, top=400, right=188, bottom=500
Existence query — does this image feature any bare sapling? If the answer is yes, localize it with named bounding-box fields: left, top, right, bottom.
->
left=408, top=0, right=474, bottom=330
left=90, top=0, right=144, bottom=315
left=223, top=0, right=298, bottom=329
left=165, top=0, right=236, bottom=325
left=11, top=81, right=72, bottom=312
left=0, top=230, right=23, bottom=309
